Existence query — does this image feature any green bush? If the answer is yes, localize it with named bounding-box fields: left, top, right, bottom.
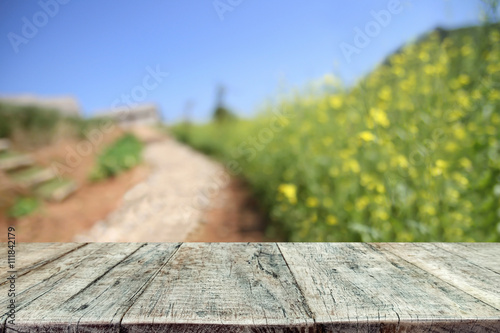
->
left=8, top=197, right=40, bottom=218
left=89, top=134, right=143, bottom=181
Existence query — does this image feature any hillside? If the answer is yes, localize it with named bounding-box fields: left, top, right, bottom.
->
left=171, top=23, right=500, bottom=242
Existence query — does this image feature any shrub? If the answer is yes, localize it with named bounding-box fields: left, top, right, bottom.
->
left=172, top=25, right=500, bottom=242
left=89, top=134, right=143, bottom=181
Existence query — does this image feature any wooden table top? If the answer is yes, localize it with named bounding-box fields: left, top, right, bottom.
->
left=0, top=242, right=499, bottom=332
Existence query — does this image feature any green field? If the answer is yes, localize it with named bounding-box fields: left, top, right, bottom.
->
left=172, top=25, right=500, bottom=242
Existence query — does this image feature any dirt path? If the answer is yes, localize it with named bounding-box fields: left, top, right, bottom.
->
left=186, top=178, right=268, bottom=242
left=75, top=135, right=267, bottom=242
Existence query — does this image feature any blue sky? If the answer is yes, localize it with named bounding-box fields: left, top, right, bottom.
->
left=0, top=0, right=490, bottom=122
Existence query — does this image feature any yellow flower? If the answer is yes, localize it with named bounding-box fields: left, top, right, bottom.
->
left=355, top=196, right=370, bottom=211
left=431, top=159, right=448, bottom=176
left=345, top=159, right=360, bottom=173
left=326, top=215, right=338, bottom=225
left=419, top=51, right=430, bottom=62
left=329, top=95, right=343, bottom=109
left=359, top=131, right=376, bottom=142
left=376, top=183, right=386, bottom=194
left=447, top=109, right=464, bottom=122
left=373, top=209, right=389, bottom=221
left=458, top=74, right=470, bottom=86
left=391, top=155, right=409, bottom=169
left=461, top=45, right=472, bottom=56
left=369, top=107, right=390, bottom=127
left=421, top=203, right=436, bottom=216
left=306, top=197, right=319, bottom=208
left=492, top=113, right=500, bottom=125
left=460, top=157, right=472, bottom=170
left=489, top=90, right=500, bottom=101
left=452, top=172, right=469, bottom=187
left=445, top=142, right=459, bottom=152
left=394, top=66, right=405, bottom=77
left=329, top=166, right=339, bottom=177
left=378, top=86, right=392, bottom=101
left=278, top=184, right=297, bottom=204
left=424, top=64, right=435, bottom=75
left=453, top=125, right=466, bottom=140
left=446, top=188, right=460, bottom=203
left=457, top=92, right=471, bottom=108
left=398, top=232, right=414, bottom=242
left=487, top=63, right=499, bottom=75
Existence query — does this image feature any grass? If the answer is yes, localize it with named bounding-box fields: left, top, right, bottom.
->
left=89, top=133, right=143, bottom=181
left=171, top=24, right=500, bottom=242
left=8, top=197, right=41, bottom=218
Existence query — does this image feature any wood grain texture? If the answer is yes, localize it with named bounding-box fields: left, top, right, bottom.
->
left=278, top=242, right=500, bottom=332
left=4, top=243, right=180, bottom=333
left=0, top=242, right=498, bottom=332
left=1, top=243, right=144, bottom=332
left=377, top=243, right=500, bottom=309
left=0, top=242, right=84, bottom=282
left=121, top=243, right=315, bottom=332
left=433, top=242, right=500, bottom=274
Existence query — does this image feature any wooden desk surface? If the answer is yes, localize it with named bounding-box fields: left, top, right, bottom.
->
left=0, top=242, right=499, bottom=332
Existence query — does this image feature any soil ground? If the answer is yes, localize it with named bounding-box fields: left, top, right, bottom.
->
left=186, top=178, right=269, bottom=242
left=0, top=129, right=148, bottom=242
left=1, top=127, right=269, bottom=242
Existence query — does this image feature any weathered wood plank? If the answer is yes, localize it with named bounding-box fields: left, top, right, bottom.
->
left=433, top=242, right=500, bottom=274
left=377, top=243, right=500, bottom=309
left=278, top=242, right=500, bottom=332
left=0, top=243, right=144, bottom=332
left=0, top=242, right=85, bottom=331
left=0, top=242, right=85, bottom=282
left=121, top=243, right=315, bottom=332
left=7, top=243, right=180, bottom=332
left=0, top=243, right=498, bottom=332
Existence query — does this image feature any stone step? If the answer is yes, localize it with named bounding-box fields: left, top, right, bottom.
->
left=0, top=139, right=10, bottom=152
left=9, top=166, right=56, bottom=188
left=0, top=151, right=34, bottom=171
left=35, top=179, right=78, bottom=202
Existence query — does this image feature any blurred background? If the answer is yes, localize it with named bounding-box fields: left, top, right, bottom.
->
left=0, top=0, right=499, bottom=242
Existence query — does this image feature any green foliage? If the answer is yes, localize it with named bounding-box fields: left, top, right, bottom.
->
left=0, top=103, right=61, bottom=139
left=8, top=197, right=40, bottom=218
left=172, top=25, right=500, bottom=242
left=89, top=134, right=143, bottom=181
left=0, top=102, right=106, bottom=146
left=213, top=105, right=237, bottom=122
